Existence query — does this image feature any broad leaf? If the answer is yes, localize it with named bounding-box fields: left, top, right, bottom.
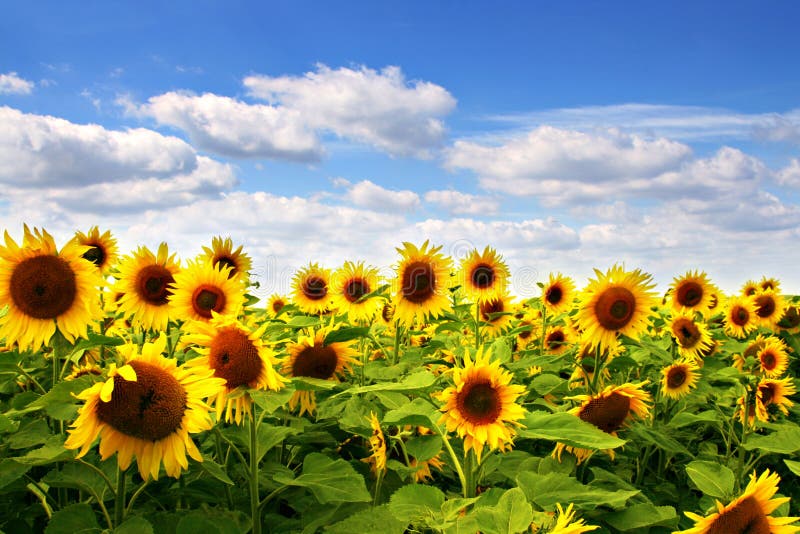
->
left=273, top=453, right=370, bottom=504
left=518, top=411, right=626, bottom=450
left=685, top=461, right=735, bottom=499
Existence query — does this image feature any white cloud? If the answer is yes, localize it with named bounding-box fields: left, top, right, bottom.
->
left=341, top=179, right=420, bottom=212
left=0, top=72, right=34, bottom=95
left=0, top=106, right=198, bottom=186
left=776, top=158, right=800, bottom=187
left=128, top=91, right=323, bottom=162
left=424, top=189, right=500, bottom=215
left=244, top=64, right=456, bottom=158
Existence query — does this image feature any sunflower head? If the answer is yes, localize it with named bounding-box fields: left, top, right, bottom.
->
left=752, top=290, right=785, bottom=329
left=741, top=279, right=760, bottom=297
left=544, top=324, right=575, bottom=355
left=777, top=305, right=800, bottom=333
left=542, top=272, right=576, bottom=316
left=114, top=243, right=180, bottom=332
left=670, top=270, right=716, bottom=316
left=393, top=241, right=453, bottom=326
left=661, top=360, right=701, bottom=399
left=292, top=263, right=333, bottom=315
left=0, top=226, right=103, bottom=351
left=72, top=226, right=119, bottom=274
left=723, top=296, right=758, bottom=339
left=266, top=293, right=289, bottom=318
left=458, top=246, right=510, bottom=303
left=363, top=412, right=387, bottom=475
left=201, top=236, right=252, bottom=280
left=330, top=261, right=382, bottom=322
left=547, top=503, right=599, bottom=533
left=169, top=260, right=246, bottom=323
left=756, top=377, right=796, bottom=423
left=478, top=294, right=515, bottom=337
left=669, top=312, right=713, bottom=360
left=756, top=337, right=790, bottom=378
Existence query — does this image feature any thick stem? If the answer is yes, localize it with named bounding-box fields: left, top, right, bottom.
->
left=474, top=302, right=482, bottom=350
left=435, top=427, right=467, bottom=498
left=249, top=410, right=262, bottom=534
left=114, top=467, right=127, bottom=528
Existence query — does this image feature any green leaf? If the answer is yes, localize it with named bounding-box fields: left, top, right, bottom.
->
left=28, top=375, right=94, bottom=420
left=784, top=459, right=800, bottom=476
left=287, top=316, right=321, bottom=328
left=175, top=511, right=248, bottom=534
left=517, top=472, right=639, bottom=511
left=383, top=397, right=439, bottom=428
left=629, top=424, right=692, bottom=455
left=292, top=376, right=338, bottom=391
left=488, top=488, right=532, bottom=534
left=388, top=484, right=446, bottom=523
left=114, top=516, right=154, bottom=534
left=8, top=419, right=51, bottom=449
left=343, top=370, right=437, bottom=395
left=604, top=503, right=678, bottom=531
left=324, top=327, right=370, bottom=345
left=43, top=461, right=111, bottom=499
left=273, top=453, right=370, bottom=504
left=325, top=504, right=406, bottom=534
left=71, top=332, right=124, bottom=354
left=405, top=434, right=443, bottom=462
left=489, top=339, right=512, bottom=364
left=0, top=458, right=30, bottom=490
left=742, top=426, right=800, bottom=454
left=200, top=459, right=235, bottom=486
left=669, top=410, right=720, bottom=428
left=518, top=411, right=626, bottom=450
left=373, top=391, right=409, bottom=410
left=0, top=414, right=20, bottom=433
left=257, top=424, right=301, bottom=463
left=529, top=374, right=564, bottom=396
left=44, top=503, right=101, bottom=534
left=250, top=388, right=295, bottom=413
left=13, top=435, right=73, bottom=466
left=685, top=461, right=735, bottom=499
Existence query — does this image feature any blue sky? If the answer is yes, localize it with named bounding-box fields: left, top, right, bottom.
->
left=2, top=1, right=800, bottom=297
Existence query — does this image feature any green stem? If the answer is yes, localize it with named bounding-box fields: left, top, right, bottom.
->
left=114, top=467, right=127, bottom=527
left=435, top=426, right=467, bottom=498
left=474, top=302, right=482, bottom=350
left=124, top=480, right=150, bottom=517
left=214, top=427, right=249, bottom=468
left=463, top=449, right=476, bottom=498
left=76, top=458, right=116, bottom=496
left=373, top=470, right=384, bottom=506
left=392, top=322, right=402, bottom=365
left=539, top=306, right=548, bottom=358
left=16, top=365, right=46, bottom=394
left=214, top=431, right=235, bottom=510
left=249, top=409, right=262, bottom=534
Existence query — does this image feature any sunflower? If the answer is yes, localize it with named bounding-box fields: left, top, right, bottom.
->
left=548, top=503, right=599, bottom=534
left=544, top=324, right=575, bottom=356
left=741, top=280, right=760, bottom=297
left=458, top=246, right=510, bottom=303
left=478, top=295, right=515, bottom=337
left=568, top=337, right=622, bottom=389
left=661, top=360, right=701, bottom=400
left=778, top=305, right=800, bottom=333
left=755, top=377, right=796, bottom=422
left=71, top=226, right=119, bottom=275
left=669, top=313, right=713, bottom=361
left=515, top=310, right=541, bottom=350
left=676, top=470, right=800, bottom=534
left=0, top=226, right=103, bottom=351
left=182, top=314, right=285, bottom=424
left=393, top=241, right=453, bottom=327
left=114, top=243, right=180, bottom=332
left=330, top=261, right=382, bottom=322
left=201, top=236, right=252, bottom=280
left=169, top=261, right=246, bottom=323
left=542, top=273, right=577, bottom=316
left=576, top=265, right=657, bottom=352
left=410, top=454, right=445, bottom=483
left=752, top=290, right=785, bottom=330
left=756, top=337, right=790, bottom=377
left=723, top=296, right=758, bottom=339
left=266, top=294, right=289, bottom=318
left=363, top=412, right=387, bottom=475
left=64, top=334, right=224, bottom=480
left=670, top=271, right=716, bottom=316
left=553, top=382, right=651, bottom=463
left=378, top=300, right=396, bottom=328
left=292, top=263, right=333, bottom=315
left=437, top=347, right=526, bottom=461
left=282, top=326, right=359, bottom=416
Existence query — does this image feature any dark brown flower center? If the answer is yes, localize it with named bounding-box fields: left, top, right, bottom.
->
left=191, top=284, right=226, bottom=319
left=82, top=244, right=106, bottom=268
left=208, top=327, right=263, bottom=388
left=672, top=318, right=701, bottom=348
left=708, top=293, right=719, bottom=310
left=480, top=298, right=504, bottom=322
left=457, top=380, right=501, bottom=425
left=731, top=305, right=750, bottom=327
left=579, top=391, right=631, bottom=433
left=381, top=303, right=395, bottom=323
left=744, top=340, right=766, bottom=359
left=779, top=306, right=800, bottom=328
left=666, top=366, right=687, bottom=389
left=292, top=345, right=338, bottom=379
left=545, top=284, right=563, bottom=305
left=470, top=264, right=495, bottom=290
left=546, top=329, right=566, bottom=350
left=343, top=278, right=370, bottom=303
left=744, top=286, right=758, bottom=297
left=518, top=322, right=532, bottom=340
left=703, top=495, right=770, bottom=534
left=214, top=256, right=238, bottom=278
left=401, top=261, right=435, bottom=304
left=96, top=361, right=187, bottom=441
left=271, top=298, right=285, bottom=314
left=136, top=264, right=174, bottom=306
left=759, top=384, right=775, bottom=405
left=301, top=276, right=328, bottom=301
left=676, top=281, right=703, bottom=308
left=10, top=255, right=77, bottom=319
left=594, top=287, right=636, bottom=331
left=760, top=349, right=777, bottom=371
left=754, top=295, right=776, bottom=319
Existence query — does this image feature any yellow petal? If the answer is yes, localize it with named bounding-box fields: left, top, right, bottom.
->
left=100, top=378, right=115, bottom=402
left=116, top=364, right=137, bottom=382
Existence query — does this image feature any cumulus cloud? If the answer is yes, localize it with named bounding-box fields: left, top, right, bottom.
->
left=424, top=190, right=500, bottom=215
left=0, top=72, right=34, bottom=95
left=0, top=106, right=198, bottom=186
left=337, top=179, right=420, bottom=212
left=126, top=92, right=322, bottom=162
left=776, top=158, right=800, bottom=187
left=244, top=64, right=456, bottom=158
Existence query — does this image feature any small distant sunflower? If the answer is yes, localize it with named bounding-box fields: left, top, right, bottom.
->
left=266, top=294, right=288, bottom=318
left=115, top=243, right=180, bottom=332
left=71, top=226, right=119, bottom=275
left=458, top=246, right=509, bottom=303
left=670, top=271, right=716, bottom=316
left=554, top=382, right=651, bottom=463
left=283, top=326, right=359, bottom=416
left=576, top=265, right=657, bottom=351
left=752, top=290, right=785, bottom=330
left=569, top=338, right=621, bottom=389
left=741, top=280, right=760, bottom=297
left=778, top=305, right=800, bottom=333
left=66, top=362, right=102, bottom=381
left=363, top=412, right=387, bottom=476
left=410, top=454, right=445, bottom=483
left=330, top=261, right=382, bottom=322
left=393, top=241, right=453, bottom=326
left=548, top=503, right=599, bottom=534
left=544, top=325, right=575, bottom=356
left=760, top=276, right=781, bottom=293
left=661, top=360, right=701, bottom=400
left=437, top=347, right=526, bottom=461
left=756, top=337, right=790, bottom=378
left=676, top=470, right=800, bottom=534
left=515, top=311, right=540, bottom=350
left=169, top=261, right=245, bottom=323
left=201, top=236, right=252, bottom=280
left=542, top=273, right=577, bottom=316
left=182, top=315, right=285, bottom=424
left=723, top=296, right=758, bottom=339
left=669, top=313, right=713, bottom=361
left=0, top=226, right=103, bottom=351
left=378, top=300, right=396, bottom=328
left=292, top=263, right=332, bottom=315
left=478, top=295, right=515, bottom=337
left=755, top=377, right=796, bottom=422
left=64, top=334, right=225, bottom=480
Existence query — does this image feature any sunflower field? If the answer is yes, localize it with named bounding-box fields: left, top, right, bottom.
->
left=0, top=226, right=799, bottom=534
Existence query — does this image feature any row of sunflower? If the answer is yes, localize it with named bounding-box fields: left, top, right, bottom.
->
left=0, top=226, right=798, bottom=533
